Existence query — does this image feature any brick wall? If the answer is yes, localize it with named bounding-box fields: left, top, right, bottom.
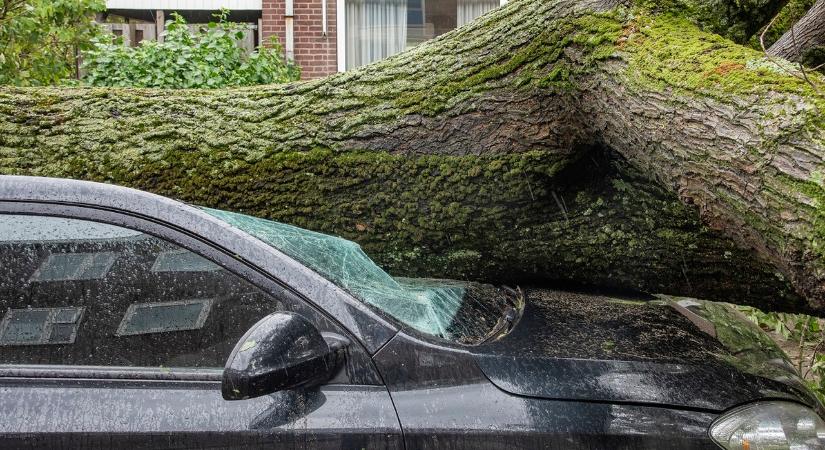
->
left=262, top=0, right=338, bottom=79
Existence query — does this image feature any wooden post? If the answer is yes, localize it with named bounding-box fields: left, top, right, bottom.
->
left=285, top=0, right=294, bottom=60
left=156, top=10, right=165, bottom=43
left=124, top=22, right=134, bottom=47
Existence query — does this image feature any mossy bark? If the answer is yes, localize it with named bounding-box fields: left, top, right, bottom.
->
left=0, top=0, right=823, bottom=310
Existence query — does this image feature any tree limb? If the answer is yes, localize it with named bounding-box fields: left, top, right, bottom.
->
left=0, top=0, right=823, bottom=310
left=769, top=0, right=825, bottom=62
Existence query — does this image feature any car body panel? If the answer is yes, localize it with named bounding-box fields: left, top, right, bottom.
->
left=374, top=332, right=721, bottom=449
left=474, top=355, right=804, bottom=411
left=0, top=378, right=403, bottom=449
left=472, top=289, right=817, bottom=411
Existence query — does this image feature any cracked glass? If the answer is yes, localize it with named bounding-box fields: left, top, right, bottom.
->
left=201, top=208, right=512, bottom=344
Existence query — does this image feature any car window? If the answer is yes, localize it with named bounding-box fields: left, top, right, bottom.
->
left=200, top=208, right=509, bottom=344
left=0, top=214, right=284, bottom=368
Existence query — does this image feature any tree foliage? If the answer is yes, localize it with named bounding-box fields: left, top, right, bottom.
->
left=738, top=305, right=825, bottom=401
left=82, top=11, right=300, bottom=89
left=0, top=0, right=104, bottom=86
left=636, top=0, right=790, bottom=44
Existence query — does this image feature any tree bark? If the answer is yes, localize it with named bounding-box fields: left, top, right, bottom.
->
left=768, top=0, right=825, bottom=62
left=0, top=0, right=823, bottom=310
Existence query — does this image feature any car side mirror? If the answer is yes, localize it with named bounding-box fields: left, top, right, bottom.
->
left=222, top=311, right=349, bottom=401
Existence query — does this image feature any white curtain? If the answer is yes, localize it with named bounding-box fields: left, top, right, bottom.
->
left=346, top=0, right=408, bottom=69
left=457, top=0, right=499, bottom=27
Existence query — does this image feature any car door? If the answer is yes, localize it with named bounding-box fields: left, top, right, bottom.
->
left=0, top=204, right=403, bottom=450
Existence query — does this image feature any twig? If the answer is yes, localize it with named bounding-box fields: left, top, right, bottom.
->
left=790, top=15, right=821, bottom=94
left=799, top=62, right=821, bottom=93
left=551, top=190, right=569, bottom=223
left=681, top=254, right=692, bottom=291
left=799, top=324, right=807, bottom=375
left=760, top=12, right=780, bottom=54
left=0, top=0, right=25, bottom=24
left=804, top=337, right=825, bottom=379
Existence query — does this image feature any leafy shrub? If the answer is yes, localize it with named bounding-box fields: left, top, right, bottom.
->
left=737, top=305, right=825, bottom=402
left=0, top=0, right=105, bottom=86
left=82, top=10, right=299, bottom=88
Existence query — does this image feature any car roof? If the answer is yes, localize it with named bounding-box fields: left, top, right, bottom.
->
left=0, top=175, right=397, bottom=353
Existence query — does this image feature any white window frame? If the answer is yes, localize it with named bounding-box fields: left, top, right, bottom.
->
left=337, top=0, right=346, bottom=72
left=336, top=0, right=507, bottom=72
left=105, top=0, right=262, bottom=10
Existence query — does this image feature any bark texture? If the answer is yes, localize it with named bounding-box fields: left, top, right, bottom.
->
left=768, top=0, right=825, bottom=63
left=0, top=0, right=823, bottom=310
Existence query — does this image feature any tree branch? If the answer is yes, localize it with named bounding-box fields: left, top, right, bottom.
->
left=769, top=0, right=825, bottom=62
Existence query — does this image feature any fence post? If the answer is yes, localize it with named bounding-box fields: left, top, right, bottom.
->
left=156, top=10, right=165, bottom=43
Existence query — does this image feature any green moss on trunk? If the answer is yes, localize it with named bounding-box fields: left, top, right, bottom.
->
left=0, top=0, right=823, bottom=310
left=635, top=0, right=788, bottom=44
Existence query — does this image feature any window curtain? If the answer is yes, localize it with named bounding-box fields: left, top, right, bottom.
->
left=346, top=0, right=408, bottom=69
left=457, top=0, right=499, bottom=27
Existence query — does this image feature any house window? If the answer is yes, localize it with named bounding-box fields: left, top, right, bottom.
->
left=342, top=0, right=501, bottom=70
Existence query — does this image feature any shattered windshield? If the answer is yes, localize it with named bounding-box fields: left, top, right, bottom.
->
left=201, top=208, right=511, bottom=344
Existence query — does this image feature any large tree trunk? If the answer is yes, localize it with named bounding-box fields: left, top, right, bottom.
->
left=1, top=0, right=823, bottom=311
left=768, top=0, right=825, bottom=62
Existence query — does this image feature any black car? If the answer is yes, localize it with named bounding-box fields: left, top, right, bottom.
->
left=0, top=175, right=823, bottom=449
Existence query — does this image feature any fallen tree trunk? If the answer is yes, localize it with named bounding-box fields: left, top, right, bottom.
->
left=0, top=0, right=823, bottom=310
left=768, top=0, right=825, bottom=63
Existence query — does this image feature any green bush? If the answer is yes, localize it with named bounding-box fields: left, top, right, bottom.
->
left=737, top=305, right=825, bottom=403
left=0, top=0, right=105, bottom=86
left=82, top=10, right=300, bottom=88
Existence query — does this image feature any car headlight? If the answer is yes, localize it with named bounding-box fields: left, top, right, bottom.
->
left=710, top=401, right=825, bottom=449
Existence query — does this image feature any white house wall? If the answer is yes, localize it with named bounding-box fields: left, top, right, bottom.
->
left=106, top=0, right=262, bottom=10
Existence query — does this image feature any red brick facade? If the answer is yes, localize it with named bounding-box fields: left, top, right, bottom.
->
left=262, top=0, right=338, bottom=79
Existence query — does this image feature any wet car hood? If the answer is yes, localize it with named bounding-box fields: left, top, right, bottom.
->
left=471, top=289, right=819, bottom=412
